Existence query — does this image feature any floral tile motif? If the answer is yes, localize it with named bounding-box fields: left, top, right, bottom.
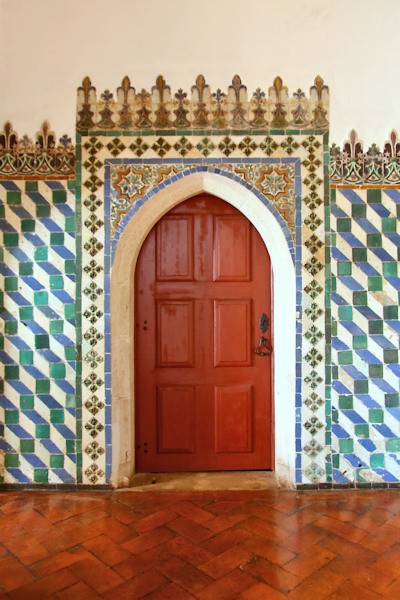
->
left=109, top=157, right=296, bottom=237
left=330, top=129, right=400, bottom=186
left=76, top=74, right=329, bottom=133
left=0, top=122, right=75, bottom=179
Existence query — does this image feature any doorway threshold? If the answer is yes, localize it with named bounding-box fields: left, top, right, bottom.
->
left=126, top=471, right=278, bottom=492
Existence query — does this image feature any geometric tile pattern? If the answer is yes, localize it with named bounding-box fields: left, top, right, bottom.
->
left=80, top=130, right=327, bottom=485
left=330, top=187, right=400, bottom=483
left=0, top=180, right=77, bottom=484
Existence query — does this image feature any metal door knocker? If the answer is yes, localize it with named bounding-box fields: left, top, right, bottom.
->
left=254, top=312, right=273, bottom=356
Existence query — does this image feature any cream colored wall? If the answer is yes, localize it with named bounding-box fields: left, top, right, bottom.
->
left=1, top=0, right=398, bottom=145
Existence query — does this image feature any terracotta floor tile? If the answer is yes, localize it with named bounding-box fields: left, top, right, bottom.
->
left=163, top=535, right=214, bottom=566
left=40, top=523, right=100, bottom=553
left=382, top=577, right=400, bottom=598
left=122, top=525, right=174, bottom=554
left=134, top=508, right=178, bottom=532
left=166, top=516, right=214, bottom=543
left=102, top=567, right=169, bottom=600
left=240, top=534, right=297, bottom=566
left=83, top=533, right=132, bottom=566
left=203, top=512, right=247, bottom=533
left=0, top=555, right=35, bottom=592
left=157, top=556, right=213, bottom=594
left=271, top=497, right=307, bottom=515
left=114, top=540, right=173, bottom=580
left=37, top=505, right=75, bottom=523
left=0, top=490, right=400, bottom=600
left=4, top=533, right=49, bottom=565
left=314, top=502, right=357, bottom=523
left=143, top=580, right=195, bottom=599
left=9, top=567, right=78, bottom=600
left=370, top=543, right=400, bottom=579
left=280, top=524, right=328, bottom=553
left=194, top=568, right=256, bottom=599
left=312, top=514, right=368, bottom=543
left=386, top=513, right=400, bottom=530
left=198, top=545, right=253, bottom=579
left=172, top=501, right=215, bottom=524
left=59, top=509, right=109, bottom=529
left=358, top=522, right=400, bottom=553
left=286, top=567, right=344, bottom=599
left=202, top=499, right=247, bottom=515
left=239, top=515, right=291, bottom=543
left=350, top=506, right=392, bottom=532
left=240, top=555, right=302, bottom=594
left=319, top=533, right=378, bottom=563
left=323, top=556, right=393, bottom=595
left=30, top=547, right=93, bottom=577
left=90, top=515, right=136, bottom=543
left=69, top=555, right=125, bottom=594
left=240, top=582, right=287, bottom=599
left=110, top=503, right=140, bottom=525
left=283, top=544, right=336, bottom=579
left=201, top=527, right=251, bottom=555
left=55, top=581, right=103, bottom=599
left=329, top=578, right=388, bottom=600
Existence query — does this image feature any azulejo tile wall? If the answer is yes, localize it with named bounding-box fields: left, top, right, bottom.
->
left=1, top=73, right=400, bottom=487
left=0, top=179, right=78, bottom=484
left=330, top=187, right=400, bottom=484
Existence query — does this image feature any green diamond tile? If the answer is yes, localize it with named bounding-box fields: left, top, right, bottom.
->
left=339, top=439, right=354, bottom=453
left=20, top=439, right=35, bottom=453
left=355, top=424, right=369, bottom=438
left=34, top=469, right=48, bottom=483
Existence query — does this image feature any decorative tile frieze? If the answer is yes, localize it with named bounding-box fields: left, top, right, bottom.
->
left=0, top=122, right=75, bottom=180
left=76, top=75, right=330, bottom=133
left=330, top=129, right=400, bottom=186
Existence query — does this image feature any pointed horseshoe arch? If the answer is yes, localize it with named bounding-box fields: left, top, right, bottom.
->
left=110, top=170, right=296, bottom=488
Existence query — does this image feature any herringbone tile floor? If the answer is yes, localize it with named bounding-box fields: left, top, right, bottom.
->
left=0, top=489, right=399, bottom=598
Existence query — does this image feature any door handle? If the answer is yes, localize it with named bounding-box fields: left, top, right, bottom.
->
left=254, top=312, right=273, bottom=356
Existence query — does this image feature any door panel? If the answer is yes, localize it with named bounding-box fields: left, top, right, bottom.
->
left=135, top=193, right=273, bottom=471
left=213, top=216, right=251, bottom=281
left=215, top=385, right=253, bottom=453
left=214, top=300, right=251, bottom=367
left=156, top=215, right=194, bottom=280
left=156, top=300, right=194, bottom=367
left=156, top=386, right=196, bottom=454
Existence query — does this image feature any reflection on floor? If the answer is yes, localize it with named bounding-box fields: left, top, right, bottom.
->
left=0, top=488, right=399, bottom=598
left=129, top=471, right=278, bottom=491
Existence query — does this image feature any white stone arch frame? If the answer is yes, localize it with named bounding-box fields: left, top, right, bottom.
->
left=110, top=170, right=296, bottom=488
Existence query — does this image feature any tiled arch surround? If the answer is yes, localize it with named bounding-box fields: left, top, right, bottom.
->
left=77, top=75, right=329, bottom=487
left=2, top=74, right=400, bottom=488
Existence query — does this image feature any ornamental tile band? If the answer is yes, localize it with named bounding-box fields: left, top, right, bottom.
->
left=76, top=75, right=330, bottom=133
left=0, top=122, right=75, bottom=180
left=330, top=129, right=400, bottom=186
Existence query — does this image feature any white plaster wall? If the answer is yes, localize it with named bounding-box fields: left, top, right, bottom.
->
left=0, top=0, right=399, bottom=145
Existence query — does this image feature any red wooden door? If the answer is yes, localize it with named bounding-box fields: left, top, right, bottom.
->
left=135, top=194, right=273, bottom=471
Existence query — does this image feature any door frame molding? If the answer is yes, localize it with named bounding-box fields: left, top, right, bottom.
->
left=110, top=170, right=296, bottom=488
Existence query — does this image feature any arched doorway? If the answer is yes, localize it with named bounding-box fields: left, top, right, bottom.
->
left=135, top=193, right=273, bottom=471
left=110, top=170, right=295, bottom=488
